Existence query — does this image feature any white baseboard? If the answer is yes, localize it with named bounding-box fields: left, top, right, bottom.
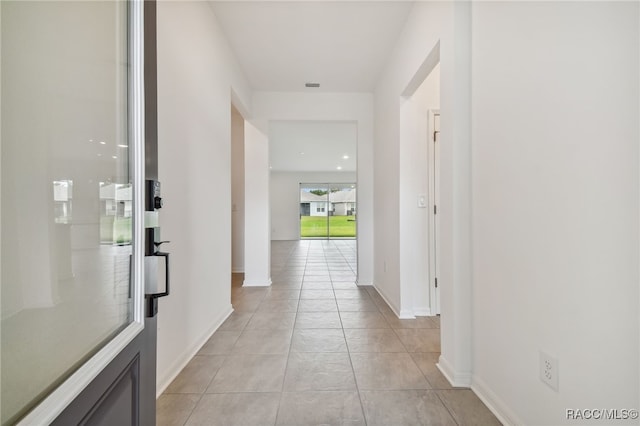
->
left=472, top=374, right=523, bottom=426
left=243, top=278, right=272, bottom=287
left=156, top=305, right=233, bottom=397
left=355, top=280, right=373, bottom=286
left=370, top=285, right=397, bottom=314
left=368, top=284, right=427, bottom=319
left=437, top=354, right=472, bottom=387
left=414, top=306, right=432, bottom=316
left=398, top=309, right=416, bottom=319
left=370, top=285, right=408, bottom=318
left=231, top=267, right=244, bottom=273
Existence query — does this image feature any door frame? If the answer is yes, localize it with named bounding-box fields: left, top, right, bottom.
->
left=16, top=1, right=147, bottom=423
left=428, top=109, right=441, bottom=316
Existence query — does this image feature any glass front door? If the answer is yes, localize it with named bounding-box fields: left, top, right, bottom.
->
left=1, top=1, right=146, bottom=423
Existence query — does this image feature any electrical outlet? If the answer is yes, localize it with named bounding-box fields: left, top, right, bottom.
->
left=540, top=351, right=559, bottom=391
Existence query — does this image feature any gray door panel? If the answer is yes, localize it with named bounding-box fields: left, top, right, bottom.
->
left=52, top=317, right=157, bottom=426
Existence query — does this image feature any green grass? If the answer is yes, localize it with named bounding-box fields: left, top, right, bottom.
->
left=300, top=215, right=356, bottom=238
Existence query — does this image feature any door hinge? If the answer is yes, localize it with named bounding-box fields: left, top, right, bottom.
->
left=434, top=205, right=437, bottom=215
left=435, top=277, right=438, bottom=288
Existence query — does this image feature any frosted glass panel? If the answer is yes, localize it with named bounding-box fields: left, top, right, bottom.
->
left=1, top=1, right=131, bottom=424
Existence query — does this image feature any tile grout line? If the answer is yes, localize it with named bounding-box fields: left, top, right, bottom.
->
left=172, top=274, right=231, bottom=424
left=434, top=390, right=461, bottom=426
left=171, top=241, right=468, bottom=425
left=323, top=240, right=370, bottom=426
left=187, top=241, right=486, bottom=425
left=335, top=243, right=366, bottom=423
left=180, top=278, right=255, bottom=426
left=180, top=392, right=206, bottom=426
left=273, top=240, right=308, bottom=426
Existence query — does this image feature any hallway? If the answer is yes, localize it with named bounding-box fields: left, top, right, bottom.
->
left=157, top=241, right=500, bottom=425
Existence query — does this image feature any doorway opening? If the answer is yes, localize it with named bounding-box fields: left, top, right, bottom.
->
left=299, top=183, right=357, bottom=239
left=230, top=103, right=245, bottom=275
left=230, top=103, right=246, bottom=291
left=268, top=120, right=359, bottom=279
left=400, top=42, right=441, bottom=317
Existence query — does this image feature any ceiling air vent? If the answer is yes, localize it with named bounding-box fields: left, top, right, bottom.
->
left=305, top=82, right=320, bottom=88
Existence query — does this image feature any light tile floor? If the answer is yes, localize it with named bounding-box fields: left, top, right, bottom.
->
left=158, top=240, right=501, bottom=426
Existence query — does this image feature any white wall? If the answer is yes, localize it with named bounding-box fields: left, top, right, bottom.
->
left=378, top=3, right=639, bottom=423
left=373, top=0, right=473, bottom=382
left=399, top=64, right=440, bottom=316
left=252, top=92, right=374, bottom=285
left=270, top=171, right=357, bottom=240
left=244, top=121, right=271, bottom=286
left=231, top=105, right=245, bottom=273
left=470, top=3, right=639, bottom=424
left=156, top=0, right=252, bottom=393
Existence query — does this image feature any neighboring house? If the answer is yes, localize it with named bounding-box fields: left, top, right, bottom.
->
left=300, top=190, right=329, bottom=216
left=329, top=188, right=356, bottom=216
left=300, top=188, right=356, bottom=217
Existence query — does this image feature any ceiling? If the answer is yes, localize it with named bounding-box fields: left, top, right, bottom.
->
left=269, top=121, right=357, bottom=172
left=210, top=1, right=414, bottom=92
left=213, top=2, right=413, bottom=172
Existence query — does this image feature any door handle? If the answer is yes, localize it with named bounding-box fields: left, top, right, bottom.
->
left=154, top=240, right=170, bottom=249
left=145, top=249, right=170, bottom=317
left=150, top=251, right=170, bottom=298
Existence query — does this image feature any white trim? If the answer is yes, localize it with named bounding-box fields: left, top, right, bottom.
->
left=398, top=310, right=415, bottom=320
left=231, top=267, right=245, bottom=274
left=243, top=278, right=273, bottom=287
left=471, top=375, right=523, bottom=426
left=355, top=280, right=373, bottom=287
left=428, top=108, right=441, bottom=316
left=402, top=40, right=441, bottom=97
left=371, top=285, right=398, bottom=314
left=16, top=2, right=145, bottom=423
left=370, top=281, right=414, bottom=318
left=156, top=305, right=234, bottom=397
left=437, top=354, right=472, bottom=387
left=131, top=0, right=146, bottom=327
left=370, top=285, right=413, bottom=319
left=414, top=307, right=432, bottom=317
